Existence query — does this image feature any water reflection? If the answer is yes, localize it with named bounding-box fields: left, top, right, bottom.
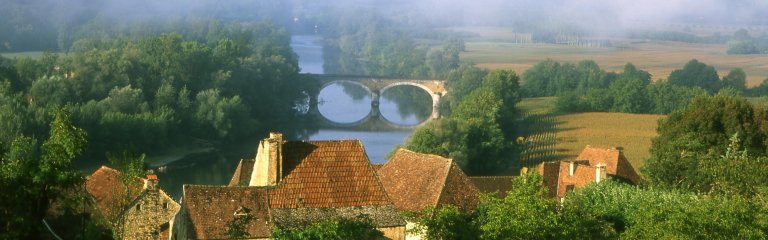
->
left=380, top=86, right=432, bottom=125
left=317, top=82, right=371, bottom=123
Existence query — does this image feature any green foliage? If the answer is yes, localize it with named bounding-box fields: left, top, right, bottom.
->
left=474, top=173, right=616, bottom=239
left=668, top=59, right=721, bottom=93
left=406, top=205, right=478, bottom=240
left=643, top=95, right=768, bottom=192
left=722, top=68, right=747, bottom=92
left=646, top=82, right=708, bottom=114
left=405, top=69, right=519, bottom=175
left=271, top=216, right=384, bottom=240
left=566, top=181, right=768, bottom=239
left=0, top=108, right=87, bottom=238
left=474, top=173, right=558, bottom=239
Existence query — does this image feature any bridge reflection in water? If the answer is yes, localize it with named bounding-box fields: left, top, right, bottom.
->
left=310, top=75, right=447, bottom=131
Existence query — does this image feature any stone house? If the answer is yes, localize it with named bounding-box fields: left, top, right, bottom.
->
left=172, top=133, right=406, bottom=239
left=86, top=166, right=181, bottom=239
left=533, top=146, right=641, bottom=200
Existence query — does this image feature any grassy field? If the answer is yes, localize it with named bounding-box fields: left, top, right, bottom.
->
left=459, top=29, right=768, bottom=87
left=518, top=97, right=663, bottom=173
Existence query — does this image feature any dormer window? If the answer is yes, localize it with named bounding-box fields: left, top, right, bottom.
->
left=163, top=202, right=169, bottom=209
left=136, top=204, right=142, bottom=211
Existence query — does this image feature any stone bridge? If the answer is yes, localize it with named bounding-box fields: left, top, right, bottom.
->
left=309, top=75, right=447, bottom=130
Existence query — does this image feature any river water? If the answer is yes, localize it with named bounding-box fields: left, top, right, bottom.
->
left=153, top=35, right=430, bottom=198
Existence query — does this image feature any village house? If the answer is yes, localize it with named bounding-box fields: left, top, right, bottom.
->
left=86, top=166, right=181, bottom=239
left=376, top=149, right=515, bottom=240
left=531, top=146, right=641, bottom=200
left=172, top=132, right=406, bottom=240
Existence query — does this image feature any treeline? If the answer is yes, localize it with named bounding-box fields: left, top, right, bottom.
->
left=0, top=21, right=312, bottom=161
left=627, top=30, right=729, bottom=44
left=727, top=29, right=768, bottom=54
left=0, top=0, right=307, bottom=52
left=403, top=66, right=520, bottom=175
left=403, top=93, right=768, bottom=239
left=319, top=11, right=463, bottom=79
left=522, top=59, right=758, bottom=114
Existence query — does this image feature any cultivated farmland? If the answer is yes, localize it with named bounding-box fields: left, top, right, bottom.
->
left=517, top=97, right=663, bottom=173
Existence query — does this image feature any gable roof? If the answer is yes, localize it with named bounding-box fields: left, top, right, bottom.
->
left=377, top=149, right=480, bottom=213
left=469, top=176, right=516, bottom=198
left=86, top=166, right=145, bottom=222
left=228, top=159, right=255, bottom=186
left=182, top=185, right=272, bottom=239
left=576, top=146, right=641, bottom=183
left=269, top=140, right=391, bottom=209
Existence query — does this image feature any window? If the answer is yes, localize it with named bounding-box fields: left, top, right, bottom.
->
left=565, top=185, right=575, bottom=193
left=136, top=204, right=142, bottom=211
left=163, top=202, right=169, bottom=210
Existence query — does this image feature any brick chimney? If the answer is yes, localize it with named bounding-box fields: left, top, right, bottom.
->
left=249, top=132, right=284, bottom=186
left=144, top=172, right=159, bottom=190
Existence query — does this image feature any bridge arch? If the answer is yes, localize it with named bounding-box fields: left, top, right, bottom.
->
left=308, top=75, right=447, bottom=130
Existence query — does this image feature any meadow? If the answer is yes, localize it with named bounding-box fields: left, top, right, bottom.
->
left=518, top=97, right=663, bottom=173
left=459, top=29, right=768, bottom=87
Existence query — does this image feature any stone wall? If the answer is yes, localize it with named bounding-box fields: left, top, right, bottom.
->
left=116, top=189, right=180, bottom=239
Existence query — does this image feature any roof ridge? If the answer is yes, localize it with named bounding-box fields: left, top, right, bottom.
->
left=433, top=160, right=453, bottom=209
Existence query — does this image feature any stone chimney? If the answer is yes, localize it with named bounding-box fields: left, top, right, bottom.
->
left=595, top=163, right=607, bottom=183
left=249, top=132, right=284, bottom=187
left=145, top=172, right=159, bottom=190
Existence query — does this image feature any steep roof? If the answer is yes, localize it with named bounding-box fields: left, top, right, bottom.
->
left=576, top=146, right=641, bottom=183
left=377, top=149, right=480, bottom=213
left=269, top=140, right=391, bottom=209
left=228, top=159, right=255, bottom=186
left=469, top=176, right=516, bottom=198
left=182, top=185, right=272, bottom=239
left=86, top=166, right=145, bottom=222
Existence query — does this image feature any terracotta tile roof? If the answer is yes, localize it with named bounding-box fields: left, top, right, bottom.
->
left=576, top=146, right=641, bottom=183
left=554, top=146, right=642, bottom=198
left=438, top=163, right=481, bottom=212
left=269, top=140, right=391, bottom=209
left=378, top=149, right=480, bottom=213
left=469, top=176, right=516, bottom=198
left=86, top=166, right=145, bottom=222
left=228, top=159, right=255, bottom=186
left=182, top=185, right=272, bottom=239
left=271, top=205, right=405, bottom=229
left=371, top=163, right=385, bottom=172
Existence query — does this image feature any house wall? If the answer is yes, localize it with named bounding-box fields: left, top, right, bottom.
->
left=117, top=190, right=181, bottom=239
left=379, top=226, right=406, bottom=240
left=405, top=221, right=424, bottom=240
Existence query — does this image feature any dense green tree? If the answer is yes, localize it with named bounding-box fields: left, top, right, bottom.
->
left=565, top=180, right=768, bottom=238
left=407, top=205, right=479, bottom=240
left=643, top=95, right=768, bottom=191
left=0, top=108, right=87, bottom=239
left=722, top=68, right=747, bottom=92
left=646, top=82, right=708, bottom=114
left=445, top=64, right=489, bottom=111
left=668, top=59, right=721, bottom=93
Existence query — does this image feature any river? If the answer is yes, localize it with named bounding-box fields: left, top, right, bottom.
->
left=153, top=35, right=430, bottom=198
